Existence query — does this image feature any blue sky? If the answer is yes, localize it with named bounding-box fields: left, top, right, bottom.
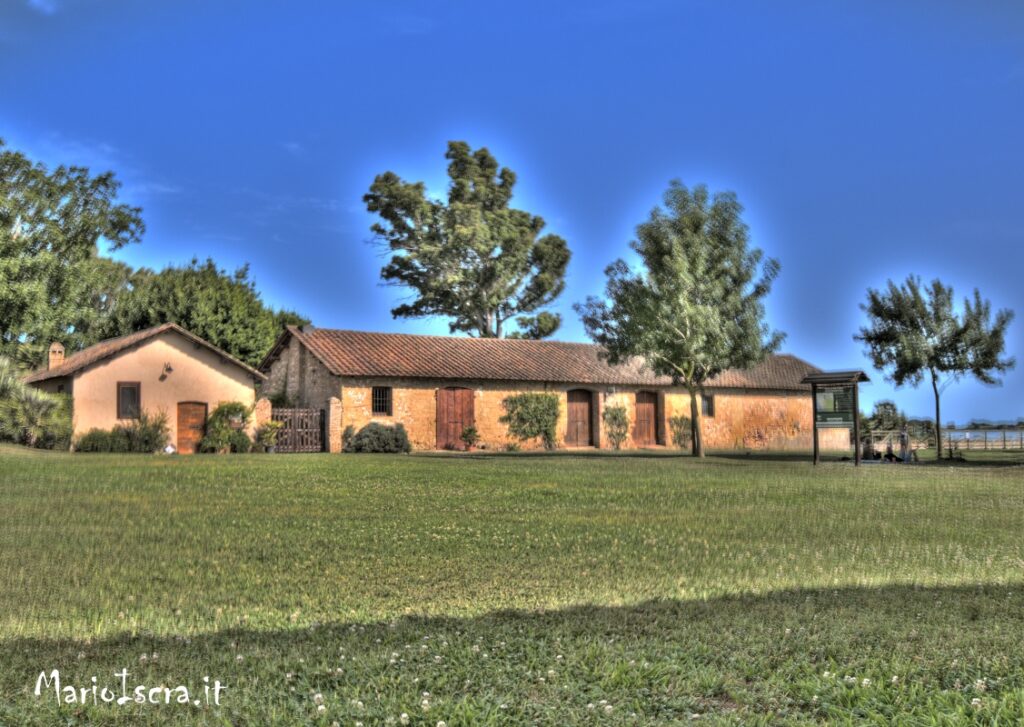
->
left=2, top=0, right=1022, bottom=423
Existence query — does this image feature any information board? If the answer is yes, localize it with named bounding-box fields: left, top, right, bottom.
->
left=814, top=384, right=855, bottom=428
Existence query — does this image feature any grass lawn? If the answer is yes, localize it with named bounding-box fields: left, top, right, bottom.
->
left=1, top=445, right=1022, bottom=725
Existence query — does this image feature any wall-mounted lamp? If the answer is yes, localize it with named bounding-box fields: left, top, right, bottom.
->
left=159, top=362, right=174, bottom=381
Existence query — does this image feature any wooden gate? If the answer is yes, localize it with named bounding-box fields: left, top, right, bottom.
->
left=565, top=389, right=593, bottom=446
left=436, top=387, right=474, bottom=450
left=272, top=408, right=324, bottom=453
left=634, top=391, right=657, bottom=446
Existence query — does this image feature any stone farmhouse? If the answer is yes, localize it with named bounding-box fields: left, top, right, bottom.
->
left=259, top=326, right=849, bottom=453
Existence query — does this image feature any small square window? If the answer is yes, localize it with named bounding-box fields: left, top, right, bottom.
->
left=701, top=394, right=715, bottom=418
left=372, top=386, right=392, bottom=416
left=117, top=382, right=140, bottom=419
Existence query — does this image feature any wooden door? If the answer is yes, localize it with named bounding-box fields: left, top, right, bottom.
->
left=436, top=387, right=474, bottom=450
left=176, top=402, right=207, bottom=454
left=634, top=391, right=657, bottom=446
left=566, top=389, right=593, bottom=446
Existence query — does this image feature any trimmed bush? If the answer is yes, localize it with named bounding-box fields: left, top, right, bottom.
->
left=343, top=422, right=412, bottom=453
left=500, top=392, right=560, bottom=450
left=602, top=404, right=630, bottom=450
left=75, top=428, right=116, bottom=453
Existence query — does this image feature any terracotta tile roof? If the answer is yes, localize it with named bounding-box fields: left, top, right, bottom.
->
left=24, top=323, right=266, bottom=383
left=262, top=326, right=821, bottom=391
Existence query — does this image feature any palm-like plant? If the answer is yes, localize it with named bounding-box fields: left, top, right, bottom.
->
left=0, top=356, right=71, bottom=448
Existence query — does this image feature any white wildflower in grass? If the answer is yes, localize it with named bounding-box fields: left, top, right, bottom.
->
left=437, top=722, right=447, bottom=727
left=971, top=697, right=983, bottom=709
left=286, top=672, right=293, bottom=681
left=77, top=652, right=85, bottom=660
left=843, top=675, right=856, bottom=685
left=784, top=628, right=791, bottom=635
left=547, top=669, right=556, bottom=677
left=139, top=654, right=147, bottom=663
left=822, top=671, right=832, bottom=679
left=811, top=695, right=819, bottom=704
left=891, top=676, right=899, bottom=684
left=556, top=654, right=563, bottom=661
left=151, top=652, right=158, bottom=662
left=587, top=703, right=595, bottom=710
left=400, top=713, right=410, bottom=725
left=472, top=644, right=480, bottom=653
left=421, top=698, right=430, bottom=711
left=861, top=678, right=871, bottom=687
left=604, top=704, right=614, bottom=713
left=236, top=654, right=244, bottom=662
left=313, top=693, right=324, bottom=705
left=974, top=679, right=987, bottom=692
left=422, top=692, right=430, bottom=698
left=317, top=704, right=326, bottom=714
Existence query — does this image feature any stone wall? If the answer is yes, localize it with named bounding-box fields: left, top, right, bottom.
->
left=260, top=335, right=342, bottom=411
left=338, top=377, right=835, bottom=453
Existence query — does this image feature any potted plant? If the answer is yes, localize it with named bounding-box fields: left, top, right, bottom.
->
left=460, top=425, right=480, bottom=451
left=256, top=421, right=283, bottom=453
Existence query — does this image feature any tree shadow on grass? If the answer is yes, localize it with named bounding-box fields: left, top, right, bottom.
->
left=2, top=584, right=1023, bottom=725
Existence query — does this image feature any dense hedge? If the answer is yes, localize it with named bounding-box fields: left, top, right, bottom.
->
left=500, top=392, right=560, bottom=450
left=75, top=412, right=170, bottom=453
left=343, top=422, right=412, bottom=453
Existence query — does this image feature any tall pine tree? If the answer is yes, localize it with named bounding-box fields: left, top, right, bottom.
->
left=365, top=141, right=570, bottom=339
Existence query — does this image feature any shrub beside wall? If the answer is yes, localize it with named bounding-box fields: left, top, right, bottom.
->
left=500, top=392, right=560, bottom=450
left=669, top=414, right=691, bottom=450
left=0, top=356, right=72, bottom=450
left=199, top=402, right=253, bottom=453
left=75, top=411, right=170, bottom=453
left=602, top=404, right=630, bottom=450
left=343, top=422, right=412, bottom=453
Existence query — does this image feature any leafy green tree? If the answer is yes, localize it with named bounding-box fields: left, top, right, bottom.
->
left=867, top=400, right=907, bottom=432
left=101, top=258, right=307, bottom=367
left=855, top=276, right=1014, bottom=460
left=364, top=141, right=570, bottom=339
left=577, top=181, right=783, bottom=457
left=0, top=139, right=144, bottom=365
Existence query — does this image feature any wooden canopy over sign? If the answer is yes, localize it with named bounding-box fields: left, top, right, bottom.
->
left=801, top=370, right=870, bottom=466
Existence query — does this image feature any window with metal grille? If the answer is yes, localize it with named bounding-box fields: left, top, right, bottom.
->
left=701, top=394, right=715, bottom=418
left=372, top=386, right=392, bottom=415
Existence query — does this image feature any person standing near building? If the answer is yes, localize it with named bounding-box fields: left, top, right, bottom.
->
left=899, top=424, right=910, bottom=463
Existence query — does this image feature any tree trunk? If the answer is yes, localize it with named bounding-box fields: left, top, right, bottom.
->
left=689, top=388, right=704, bottom=458
left=931, top=371, right=942, bottom=461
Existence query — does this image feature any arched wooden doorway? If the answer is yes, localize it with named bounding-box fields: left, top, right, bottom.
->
left=436, top=387, right=475, bottom=450
left=634, top=391, right=658, bottom=446
left=565, top=389, right=594, bottom=446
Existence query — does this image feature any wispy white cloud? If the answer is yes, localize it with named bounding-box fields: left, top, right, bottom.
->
left=26, top=0, right=58, bottom=15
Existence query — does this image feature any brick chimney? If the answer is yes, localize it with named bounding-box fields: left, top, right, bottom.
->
left=48, top=342, right=65, bottom=370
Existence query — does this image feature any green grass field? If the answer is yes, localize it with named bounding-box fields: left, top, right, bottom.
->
left=1, top=446, right=1022, bottom=725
